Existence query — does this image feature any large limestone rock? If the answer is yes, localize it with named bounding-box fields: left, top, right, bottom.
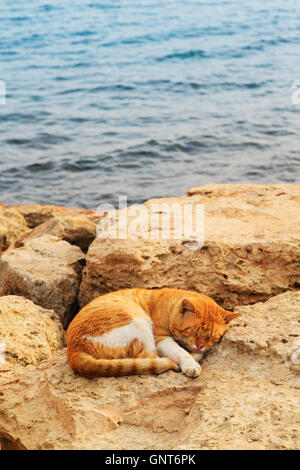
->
left=0, top=291, right=299, bottom=450
left=0, top=205, right=28, bottom=253
left=79, top=184, right=300, bottom=309
left=229, top=290, right=300, bottom=369
left=0, top=353, right=200, bottom=450
left=11, top=204, right=105, bottom=229
left=15, top=215, right=97, bottom=253
left=0, top=235, right=85, bottom=327
left=174, top=371, right=299, bottom=450
left=174, top=290, right=300, bottom=450
left=0, top=296, right=64, bottom=374
left=0, top=368, right=76, bottom=450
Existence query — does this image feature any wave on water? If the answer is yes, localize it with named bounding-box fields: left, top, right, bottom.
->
left=0, top=0, right=300, bottom=208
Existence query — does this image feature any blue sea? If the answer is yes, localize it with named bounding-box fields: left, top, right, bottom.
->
left=1, top=0, right=300, bottom=209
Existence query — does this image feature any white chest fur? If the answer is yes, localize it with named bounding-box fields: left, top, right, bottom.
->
left=85, top=317, right=156, bottom=354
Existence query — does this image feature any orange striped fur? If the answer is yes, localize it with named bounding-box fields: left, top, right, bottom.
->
left=66, top=288, right=239, bottom=378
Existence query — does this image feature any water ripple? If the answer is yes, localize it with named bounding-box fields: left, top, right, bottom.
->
left=0, top=0, right=299, bottom=208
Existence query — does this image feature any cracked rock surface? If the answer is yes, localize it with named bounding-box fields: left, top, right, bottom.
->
left=0, top=186, right=299, bottom=449
left=79, top=184, right=300, bottom=309
left=0, top=235, right=85, bottom=327
left=0, top=295, right=64, bottom=374
left=0, top=290, right=299, bottom=450
left=0, top=205, right=28, bottom=254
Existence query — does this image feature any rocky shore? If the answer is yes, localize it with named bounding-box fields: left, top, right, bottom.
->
left=0, top=184, right=299, bottom=450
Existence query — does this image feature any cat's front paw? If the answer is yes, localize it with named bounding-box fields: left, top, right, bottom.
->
left=181, top=361, right=202, bottom=378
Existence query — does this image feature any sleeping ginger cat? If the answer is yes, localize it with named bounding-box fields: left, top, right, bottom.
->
left=66, top=288, right=239, bottom=378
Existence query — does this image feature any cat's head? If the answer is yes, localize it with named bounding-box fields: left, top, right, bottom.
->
left=170, top=296, right=240, bottom=353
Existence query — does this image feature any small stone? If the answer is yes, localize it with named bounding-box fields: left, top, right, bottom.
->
left=14, top=215, right=97, bottom=253
left=0, top=205, right=29, bottom=253
left=0, top=295, right=64, bottom=373
left=11, top=203, right=104, bottom=228
left=0, top=235, right=85, bottom=327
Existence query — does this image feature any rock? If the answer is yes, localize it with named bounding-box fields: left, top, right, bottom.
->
left=173, top=371, right=300, bottom=450
left=0, top=350, right=206, bottom=450
left=0, top=291, right=299, bottom=450
left=0, top=370, right=76, bottom=450
left=0, top=296, right=64, bottom=374
left=15, top=215, right=97, bottom=253
left=0, top=235, right=85, bottom=327
left=173, top=290, right=300, bottom=450
left=228, top=290, right=300, bottom=363
left=11, top=204, right=106, bottom=229
left=0, top=205, right=28, bottom=253
left=79, top=183, right=300, bottom=309
left=206, top=290, right=300, bottom=389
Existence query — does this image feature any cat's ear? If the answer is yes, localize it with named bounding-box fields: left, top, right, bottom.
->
left=223, top=311, right=240, bottom=324
left=181, top=299, right=195, bottom=314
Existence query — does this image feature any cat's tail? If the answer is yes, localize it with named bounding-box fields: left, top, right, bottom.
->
left=68, top=351, right=179, bottom=378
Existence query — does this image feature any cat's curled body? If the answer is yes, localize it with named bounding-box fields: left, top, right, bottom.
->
left=66, top=288, right=239, bottom=378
